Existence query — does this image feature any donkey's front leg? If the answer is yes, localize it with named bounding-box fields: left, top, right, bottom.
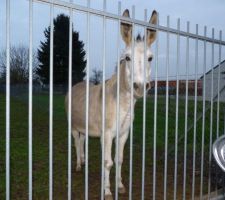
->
left=114, top=130, right=129, bottom=194
left=102, top=132, right=113, bottom=200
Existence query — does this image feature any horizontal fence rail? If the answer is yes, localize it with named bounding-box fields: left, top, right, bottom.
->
left=33, top=0, right=225, bottom=46
left=2, top=0, right=225, bottom=200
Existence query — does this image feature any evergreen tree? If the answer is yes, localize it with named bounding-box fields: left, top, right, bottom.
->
left=37, top=14, right=86, bottom=85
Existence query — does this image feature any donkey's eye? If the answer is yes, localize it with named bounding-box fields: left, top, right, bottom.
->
left=125, top=56, right=131, bottom=62
left=148, top=57, right=153, bottom=62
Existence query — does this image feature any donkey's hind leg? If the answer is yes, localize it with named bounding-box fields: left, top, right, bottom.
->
left=80, top=133, right=85, bottom=165
left=72, top=130, right=81, bottom=171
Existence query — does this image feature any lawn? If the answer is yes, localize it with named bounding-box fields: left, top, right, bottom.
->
left=0, top=92, right=224, bottom=199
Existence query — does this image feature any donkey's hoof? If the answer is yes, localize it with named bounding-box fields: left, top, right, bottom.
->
left=81, top=159, right=85, bottom=165
left=76, top=165, right=81, bottom=172
left=105, top=194, right=113, bottom=200
left=118, top=186, right=126, bottom=194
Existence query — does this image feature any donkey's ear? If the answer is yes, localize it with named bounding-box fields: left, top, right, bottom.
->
left=121, top=9, right=132, bottom=46
left=147, top=10, right=158, bottom=46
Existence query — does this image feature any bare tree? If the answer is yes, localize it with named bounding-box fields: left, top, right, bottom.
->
left=0, top=45, right=39, bottom=84
left=90, top=68, right=102, bottom=85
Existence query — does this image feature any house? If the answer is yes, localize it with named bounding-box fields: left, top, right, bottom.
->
left=200, top=60, right=225, bottom=102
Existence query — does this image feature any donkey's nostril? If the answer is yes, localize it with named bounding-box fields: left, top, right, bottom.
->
left=146, top=83, right=150, bottom=89
left=133, top=82, right=139, bottom=90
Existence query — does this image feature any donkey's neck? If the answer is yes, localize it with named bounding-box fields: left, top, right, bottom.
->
left=105, top=60, right=134, bottom=103
left=118, top=60, right=130, bottom=95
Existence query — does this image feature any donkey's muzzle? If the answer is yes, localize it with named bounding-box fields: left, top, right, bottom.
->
left=133, top=82, right=151, bottom=98
left=133, top=82, right=151, bottom=91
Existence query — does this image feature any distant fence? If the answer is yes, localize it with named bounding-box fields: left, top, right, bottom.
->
left=0, top=84, right=68, bottom=95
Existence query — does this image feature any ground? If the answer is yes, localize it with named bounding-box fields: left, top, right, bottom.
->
left=0, top=93, right=224, bottom=199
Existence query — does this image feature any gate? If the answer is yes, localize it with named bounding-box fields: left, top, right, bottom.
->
left=1, top=0, right=225, bottom=199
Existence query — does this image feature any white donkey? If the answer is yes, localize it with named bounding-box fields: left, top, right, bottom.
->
left=65, top=9, right=158, bottom=200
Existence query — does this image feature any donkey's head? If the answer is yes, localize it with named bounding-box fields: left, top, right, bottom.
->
left=120, top=9, right=158, bottom=98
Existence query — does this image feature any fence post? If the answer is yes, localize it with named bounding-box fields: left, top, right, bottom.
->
left=6, top=0, right=11, bottom=199
left=28, top=0, right=33, bottom=199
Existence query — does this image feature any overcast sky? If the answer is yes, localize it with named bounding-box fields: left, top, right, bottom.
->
left=0, top=0, right=224, bottom=80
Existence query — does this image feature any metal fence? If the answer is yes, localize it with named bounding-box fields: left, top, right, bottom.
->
left=2, top=0, right=225, bottom=200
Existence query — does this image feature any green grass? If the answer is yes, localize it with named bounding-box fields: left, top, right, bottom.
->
left=0, top=93, right=224, bottom=199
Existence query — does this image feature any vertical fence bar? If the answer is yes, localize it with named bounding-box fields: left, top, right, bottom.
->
left=163, top=15, right=170, bottom=200
left=141, top=9, right=148, bottom=200
left=191, top=24, right=198, bottom=200
left=28, top=1, right=33, bottom=199
left=173, top=18, right=180, bottom=200
left=115, top=2, right=121, bottom=200
left=152, top=13, right=159, bottom=200
left=183, top=21, right=190, bottom=200
left=49, top=2, right=54, bottom=200
left=67, top=4, right=73, bottom=200
left=208, top=28, right=214, bottom=199
left=200, top=26, right=207, bottom=199
left=85, top=0, right=90, bottom=199
left=216, top=31, right=222, bottom=138
left=101, top=0, right=106, bottom=199
left=214, top=30, right=222, bottom=195
left=129, top=5, right=135, bottom=200
left=6, top=0, right=10, bottom=199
